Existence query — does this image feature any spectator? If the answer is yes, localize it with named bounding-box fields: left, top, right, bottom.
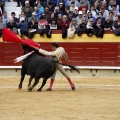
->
left=87, top=5, right=98, bottom=19
left=67, top=0, right=80, bottom=8
left=28, top=12, right=37, bottom=22
left=80, top=17, right=87, bottom=32
left=100, top=0, right=108, bottom=10
left=116, top=0, right=120, bottom=10
left=98, top=11, right=106, bottom=23
left=11, top=12, right=19, bottom=23
left=48, top=13, right=55, bottom=23
left=67, top=17, right=77, bottom=38
left=0, top=1, right=5, bottom=12
left=22, top=1, right=33, bottom=13
left=93, top=17, right=104, bottom=38
left=96, top=0, right=101, bottom=5
left=76, top=17, right=87, bottom=36
left=76, top=11, right=83, bottom=26
left=49, top=2, right=55, bottom=13
left=87, top=12, right=96, bottom=22
left=78, top=1, right=88, bottom=11
left=113, top=14, right=119, bottom=22
left=28, top=18, right=38, bottom=39
left=41, top=12, right=46, bottom=18
left=49, top=18, right=58, bottom=29
left=0, top=16, right=6, bottom=37
left=57, top=0, right=67, bottom=7
left=37, top=2, right=44, bottom=14
left=104, top=16, right=113, bottom=31
left=80, top=0, right=90, bottom=10
left=82, top=8, right=88, bottom=21
left=58, top=15, right=70, bottom=38
left=64, top=6, right=70, bottom=16
left=34, top=6, right=42, bottom=21
left=38, top=15, right=48, bottom=36
left=59, top=2, right=65, bottom=13
left=19, top=12, right=27, bottom=23
left=6, top=18, right=18, bottom=34
left=57, top=13, right=63, bottom=29
left=108, top=0, right=119, bottom=12
left=112, top=15, right=120, bottom=36
left=70, top=1, right=75, bottom=12
left=2, top=11, right=10, bottom=24
left=24, top=7, right=32, bottom=22
left=17, top=19, right=29, bottom=38
left=86, top=18, right=94, bottom=37
left=44, top=6, right=51, bottom=21
left=94, top=1, right=100, bottom=11
left=110, top=4, right=120, bottom=16
left=0, top=2, right=3, bottom=15
left=100, top=5, right=107, bottom=16
left=69, top=16, right=78, bottom=29
left=109, top=11, right=115, bottom=21
left=73, top=6, right=78, bottom=18
left=58, top=15, right=70, bottom=29
left=67, top=11, right=74, bottom=22
left=54, top=6, right=63, bottom=19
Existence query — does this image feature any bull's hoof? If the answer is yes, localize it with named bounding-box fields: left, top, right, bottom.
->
left=18, top=87, right=22, bottom=89
left=37, top=89, right=41, bottom=92
left=27, top=88, right=32, bottom=92
left=18, top=85, right=22, bottom=89
left=26, top=89, right=32, bottom=92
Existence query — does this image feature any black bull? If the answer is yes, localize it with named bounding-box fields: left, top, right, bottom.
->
left=18, top=46, right=79, bottom=91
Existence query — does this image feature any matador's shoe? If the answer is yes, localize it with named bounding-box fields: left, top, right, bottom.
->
left=71, top=84, right=75, bottom=91
left=46, top=88, right=52, bottom=91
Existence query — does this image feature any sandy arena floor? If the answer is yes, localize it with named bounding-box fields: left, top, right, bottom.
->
left=0, top=76, right=120, bottom=120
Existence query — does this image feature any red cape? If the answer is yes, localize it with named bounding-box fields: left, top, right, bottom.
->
left=2, top=28, right=40, bottom=49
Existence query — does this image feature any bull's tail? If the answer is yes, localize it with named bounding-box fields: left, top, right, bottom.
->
left=54, top=61, right=80, bottom=74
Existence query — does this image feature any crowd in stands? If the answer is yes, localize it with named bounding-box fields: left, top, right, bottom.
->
left=0, top=0, right=120, bottom=39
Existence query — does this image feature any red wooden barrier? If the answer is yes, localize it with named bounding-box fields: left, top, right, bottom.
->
left=0, top=42, right=120, bottom=66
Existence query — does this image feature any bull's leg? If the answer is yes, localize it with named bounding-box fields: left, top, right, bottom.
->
left=18, top=69, right=26, bottom=89
left=37, top=77, right=47, bottom=92
left=27, top=77, right=40, bottom=92
left=27, top=76, right=34, bottom=89
left=18, top=75, right=25, bottom=89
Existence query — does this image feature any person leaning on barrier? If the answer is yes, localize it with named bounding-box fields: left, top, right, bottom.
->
left=67, top=17, right=77, bottom=38
left=104, top=16, right=113, bottom=31
left=112, top=15, right=120, bottom=36
left=86, top=18, right=94, bottom=37
left=58, top=15, right=70, bottom=39
left=28, top=18, right=38, bottom=39
left=38, top=15, right=48, bottom=36
left=36, top=42, right=75, bottom=91
left=76, top=17, right=87, bottom=36
left=93, top=17, right=104, bottom=38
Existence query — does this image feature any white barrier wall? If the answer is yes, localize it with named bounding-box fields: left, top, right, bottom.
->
left=0, top=68, right=120, bottom=78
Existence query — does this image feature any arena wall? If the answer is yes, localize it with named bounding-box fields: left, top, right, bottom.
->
left=0, top=30, right=120, bottom=77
